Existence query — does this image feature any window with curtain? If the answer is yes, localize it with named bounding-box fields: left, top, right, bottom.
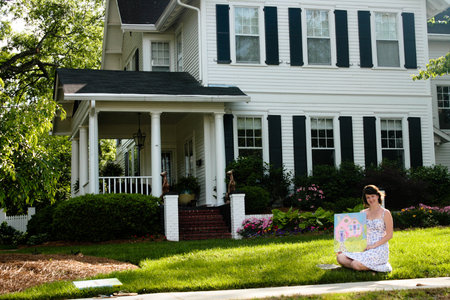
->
left=375, top=12, right=400, bottom=67
left=237, top=116, right=263, bottom=157
left=438, top=86, right=450, bottom=129
left=306, top=9, right=331, bottom=65
left=235, top=7, right=260, bottom=64
left=151, top=41, right=170, bottom=71
left=381, top=119, right=404, bottom=167
left=310, top=117, right=335, bottom=167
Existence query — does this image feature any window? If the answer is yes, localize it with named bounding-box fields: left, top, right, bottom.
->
left=381, top=119, right=404, bottom=167
left=125, top=51, right=137, bottom=71
left=306, top=9, right=331, bottom=65
left=437, top=86, right=450, bottom=129
left=375, top=12, right=400, bottom=67
left=237, top=116, right=262, bottom=157
left=235, top=7, right=260, bottom=64
left=310, top=118, right=335, bottom=167
left=184, top=139, right=194, bottom=177
left=151, top=41, right=170, bottom=71
left=176, top=32, right=183, bottom=72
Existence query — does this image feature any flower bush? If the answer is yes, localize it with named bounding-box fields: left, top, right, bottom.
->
left=237, top=217, right=273, bottom=238
left=289, top=184, right=325, bottom=211
left=393, top=204, right=450, bottom=229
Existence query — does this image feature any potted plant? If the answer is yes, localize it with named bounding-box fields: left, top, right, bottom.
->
left=176, top=176, right=200, bottom=205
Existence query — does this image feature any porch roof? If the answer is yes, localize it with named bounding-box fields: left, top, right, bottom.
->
left=117, top=0, right=170, bottom=25
left=54, top=68, right=249, bottom=102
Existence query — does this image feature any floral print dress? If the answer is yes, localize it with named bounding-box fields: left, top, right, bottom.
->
left=343, top=209, right=392, bottom=272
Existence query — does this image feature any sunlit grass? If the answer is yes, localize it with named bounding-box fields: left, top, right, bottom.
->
left=1, top=227, right=449, bottom=300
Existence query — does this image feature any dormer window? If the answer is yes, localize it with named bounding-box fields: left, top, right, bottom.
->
left=375, top=12, right=400, bottom=67
left=151, top=41, right=170, bottom=71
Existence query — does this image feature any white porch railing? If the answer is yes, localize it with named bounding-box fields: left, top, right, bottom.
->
left=0, top=208, right=35, bottom=233
left=99, top=176, right=152, bottom=195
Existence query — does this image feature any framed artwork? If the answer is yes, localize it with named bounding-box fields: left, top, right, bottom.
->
left=334, top=212, right=367, bottom=253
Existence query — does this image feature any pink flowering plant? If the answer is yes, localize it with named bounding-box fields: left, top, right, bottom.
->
left=237, top=217, right=273, bottom=238
left=290, top=183, right=326, bottom=211
left=392, top=203, right=450, bottom=229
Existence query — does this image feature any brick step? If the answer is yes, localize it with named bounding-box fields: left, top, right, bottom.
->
left=180, top=232, right=232, bottom=240
left=179, top=219, right=226, bottom=226
left=179, top=215, right=224, bottom=221
left=179, top=209, right=221, bottom=215
left=180, top=226, right=230, bottom=233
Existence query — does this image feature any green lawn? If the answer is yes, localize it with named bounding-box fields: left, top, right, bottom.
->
left=1, top=227, right=449, bottom=300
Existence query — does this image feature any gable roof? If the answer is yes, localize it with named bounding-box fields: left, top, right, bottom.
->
left=55, top=68, right=249, bottom=102
left=117, top=0, right=170, bottom=24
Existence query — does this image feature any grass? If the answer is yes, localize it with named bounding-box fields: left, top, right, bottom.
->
left=1, top=227, right=449, bottom=299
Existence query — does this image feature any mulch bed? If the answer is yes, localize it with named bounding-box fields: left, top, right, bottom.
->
left=0, top=253, right=138, bottom=294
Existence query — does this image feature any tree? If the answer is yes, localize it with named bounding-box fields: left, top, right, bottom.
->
left=413, top=11, right=449, bottom=80
left=0, top=0, right=104, bottom=212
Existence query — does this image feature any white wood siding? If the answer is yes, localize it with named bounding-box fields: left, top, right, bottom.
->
left=428, top=39, right=450, bottom=59
left=205, top=0, right=430, bottom=96
left=122, top=32, right=143, bottom=70
left=177, top=4, right=201, bottom=80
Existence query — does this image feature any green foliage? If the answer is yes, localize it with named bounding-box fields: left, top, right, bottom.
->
left=298, top=207, right=334, bottom=230
left=392, top=204, right=450, bottom=229
left=323, top=197, right=362, bottom=213
left=26, top=205, right=56, bottom=237
left=0, top=0, right=104, bottom=210
left=99, top=139, right=117, bottom=170
left=240, top=185, right=271, bottom=214
left=175, top=176, right=200, bottom=195
left=100, top=161, right=124, bottom=177
left=272, top=207, right=301, bottom=231
left=0, top=222, right=26, bottom=247
left=226, top=156, right=264, bottom=187
left=413, top=52, right=450, bottom=80
left=287, top=183, right=326, bottom=211
left=52, top=194, right=162, bottom=242
left=409, top=165, right=450, bottom=206
left=262, top=163, right=292, bottom=206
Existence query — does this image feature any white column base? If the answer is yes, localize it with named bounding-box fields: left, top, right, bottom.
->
left=230, top=193, right=246, bottom=239
left=164, top=194, right=179, bottom=241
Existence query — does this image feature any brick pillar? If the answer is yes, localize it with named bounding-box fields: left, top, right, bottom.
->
left=164, top=194, right=179, bottom=241
left=230, top=193, right=246, bottom=239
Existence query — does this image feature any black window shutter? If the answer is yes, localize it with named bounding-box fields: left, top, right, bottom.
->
left=363, top=117, right=377, bottom=168
left=216, top=4, right=231, bottom=64
left=339, top=116, right=354, bottom=162
left=293, top=116, right=307, bottom=176
left=335, top=10, right=349, bottom=67
left=224, top=114, right=234, bottom=166
left=358, top=11, right=373, bottom=68
left=288, top=8, right=303, bottom=66
left=402, top=13, right=417, bottom=69
left=264, top=7, right=279, bottom=65
left=408, top=117, right=423, bottom=168
left=268, top=115, right=282, bottom=169
left=135, top=49, right=139, bottom=71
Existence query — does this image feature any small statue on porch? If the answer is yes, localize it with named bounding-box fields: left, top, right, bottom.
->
left=161, top=171, right=170, bottom=198
left=225, top=169, right=236, bottom=203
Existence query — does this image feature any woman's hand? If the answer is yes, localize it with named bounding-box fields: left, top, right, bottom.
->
left=364, top=244, right=376, bottom=251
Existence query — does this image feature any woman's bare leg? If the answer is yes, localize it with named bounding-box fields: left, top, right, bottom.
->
left=336, top=253, right=353, bottom=268
left=350, top=260, right=370, bottom=271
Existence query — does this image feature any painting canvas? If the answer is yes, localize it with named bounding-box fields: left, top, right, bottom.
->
left=334, top=212, right=367, bottom=253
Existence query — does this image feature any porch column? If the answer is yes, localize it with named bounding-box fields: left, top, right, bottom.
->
left=88, top=106, right=99, bottom=194
left=215, top=113, right=226, bottom=205
left=71, top=138, right=79, bottom=197
left=151, top=112, right=162, bottom=197
left=79, top=126, right=88, bottom=195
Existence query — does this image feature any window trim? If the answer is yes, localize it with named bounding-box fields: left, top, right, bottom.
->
left=124, top=48, right=138, bottom=71
left=229, top=5, right=266, bottom=65
left=233, top=113, right=269, bottom=162
left=370, top=10, right=406, bottom=69
left=142, top=34, right=174, bottom=71
left=175, top=26, right=183, bottom=72
left=375, top=116, right=410, bottom=168
left=302, top=8, right=337, bottom=67
left=306, top=115, right=341, bottom=173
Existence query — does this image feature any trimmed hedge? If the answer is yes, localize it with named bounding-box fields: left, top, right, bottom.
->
left=52, top=194, right=162, bottom=242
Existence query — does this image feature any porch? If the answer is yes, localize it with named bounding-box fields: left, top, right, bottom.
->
left=53, top=68, right=249, bottom=206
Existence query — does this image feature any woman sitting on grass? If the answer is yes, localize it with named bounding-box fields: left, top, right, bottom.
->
left=337, top=185, right=393, bottom=272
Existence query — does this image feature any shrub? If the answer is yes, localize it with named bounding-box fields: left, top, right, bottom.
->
left=52, top=194, right=162, bottom=242
left=287, top=183, right=325, bottom=211
left=175, top=176, right=200, bottom=195
left=100, top=161, right=123, bottom=177
left=409, top=165, right=450, bottom=206
left=0, top=222, right=26, bottom=247
left=237, top=217, right=273, bottom=238
left=27, top=205, right=56, bottom=237
left=262, top=164, right=292, bottom=206
left=226, top=155, right=264, bottom=187
left=240, top=186, right=271, bottom=214
left=393, top=204, right=450, bottom=229
left=323, top=197, right=361, bottom=213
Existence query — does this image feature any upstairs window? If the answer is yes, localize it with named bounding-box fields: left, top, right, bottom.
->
left=151, top=41, right=170, bottom=71
left=375, top=12, right=400, bottom=67
left=311, top=117, right=335, bottom=167
left=306, top=9, right=331, bottom=65
left=381, top=119, right=404, bottom=167
left=237, top=116, right=262, bottom=157
left=235, top=7, right=260, bottom=64
left=438, top=86, right=450, bottom=129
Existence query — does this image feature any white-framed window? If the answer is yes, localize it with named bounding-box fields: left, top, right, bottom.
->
left=237, top=116, right=263, bottom=157
left=310, top=117, right=335, bottom=167
left=437, top=86, right=450, bottom=129
left=380, top=119, right=404, bottom=167
left=184, top=139, right=194, bottom=177
left=306, top=9, right=332, bottom=65
left=176, top=31, right=183, bottom=72
left=233, top=6, right=261, bottom=64
left=151, top=41, right=170, bottom=71
left=374, top=12, right=400, bottom=67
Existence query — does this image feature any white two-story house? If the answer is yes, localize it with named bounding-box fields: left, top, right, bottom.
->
left=52, top=0, right=450, bottom=206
